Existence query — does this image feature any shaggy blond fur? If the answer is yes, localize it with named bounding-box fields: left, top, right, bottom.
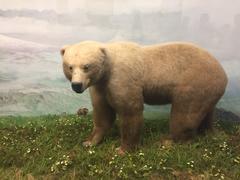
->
left=61, top=41, right=228, bottom=153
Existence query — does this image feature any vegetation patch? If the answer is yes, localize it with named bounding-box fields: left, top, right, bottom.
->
left=0, top=114, right=240, bottom=179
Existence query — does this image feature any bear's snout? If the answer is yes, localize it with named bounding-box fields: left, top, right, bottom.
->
left=71, top=82, right=84, bottom=93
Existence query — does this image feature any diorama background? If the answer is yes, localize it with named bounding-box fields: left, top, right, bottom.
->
left=0, top=0, right=239, bottom=116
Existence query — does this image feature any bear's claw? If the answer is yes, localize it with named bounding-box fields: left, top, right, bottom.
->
left=82, top=141, right=93, bottom=147
left=116, top=147, right=126, bottom=155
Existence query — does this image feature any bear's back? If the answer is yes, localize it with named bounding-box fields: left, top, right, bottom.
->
left=141, top=42, right=228, bottom=104
left=141, top=42, right=226, bottom=79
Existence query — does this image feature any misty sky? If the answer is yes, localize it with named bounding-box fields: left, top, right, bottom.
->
left=0, top=0, right=236, bottom=12
left=0, top=0, right=239, bottom=45
left=0, top=0, right=239, bottom=25
left=0, top=0, right=239, bottom=50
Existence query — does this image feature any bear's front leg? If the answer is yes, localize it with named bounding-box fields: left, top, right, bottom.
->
left=118, top=111, right=143, bottom=154
left=83, top=88, right=116, bottom=147
left=83, top=106, right=115, bottom=147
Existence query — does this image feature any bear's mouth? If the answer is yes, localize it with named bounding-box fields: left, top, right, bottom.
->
left=72, top=88, right=84, bottom=93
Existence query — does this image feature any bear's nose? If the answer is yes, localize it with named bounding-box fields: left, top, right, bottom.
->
left=71, top=82, right=84, bottom=93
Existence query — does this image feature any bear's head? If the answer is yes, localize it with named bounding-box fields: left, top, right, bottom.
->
left=60, top=41, right=107, bottom=93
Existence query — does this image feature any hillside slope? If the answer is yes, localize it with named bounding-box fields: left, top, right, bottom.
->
left=0, top=34, right=54, bottom=51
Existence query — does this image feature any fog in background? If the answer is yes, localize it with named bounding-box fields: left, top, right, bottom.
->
left=0, top=0, right=239, bottom=115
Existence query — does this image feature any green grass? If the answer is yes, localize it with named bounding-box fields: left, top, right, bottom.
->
left=0, top=114, right=240, bottom=179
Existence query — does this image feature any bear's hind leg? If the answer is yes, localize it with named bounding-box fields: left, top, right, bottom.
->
left=169, top=101, right=206, bottom=142
left=197, top=108, right=215, bottom=134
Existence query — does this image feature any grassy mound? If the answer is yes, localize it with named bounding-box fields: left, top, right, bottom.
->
left=0, top=114, right=240, bottom=179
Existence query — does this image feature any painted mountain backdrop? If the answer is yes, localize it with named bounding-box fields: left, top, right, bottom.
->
left=0, top=0, right=239, bottom=116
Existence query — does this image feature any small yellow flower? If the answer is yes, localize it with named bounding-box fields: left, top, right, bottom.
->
left=88, top=150, right=95, bottom=154
left=50, top=166, right=54, bottom=172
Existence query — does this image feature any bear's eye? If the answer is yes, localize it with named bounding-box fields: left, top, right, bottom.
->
left=69, top=65, right=73, bottom=71
left=83, top=64, right=90, bottom=71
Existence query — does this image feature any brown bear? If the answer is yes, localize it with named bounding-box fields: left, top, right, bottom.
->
left=60, top=41, right=228, bottom=154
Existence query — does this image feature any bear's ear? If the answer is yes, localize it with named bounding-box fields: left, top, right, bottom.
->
left=100, top=47, right=107, bottom=57
left=60, top=45, right=69, bottom=56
